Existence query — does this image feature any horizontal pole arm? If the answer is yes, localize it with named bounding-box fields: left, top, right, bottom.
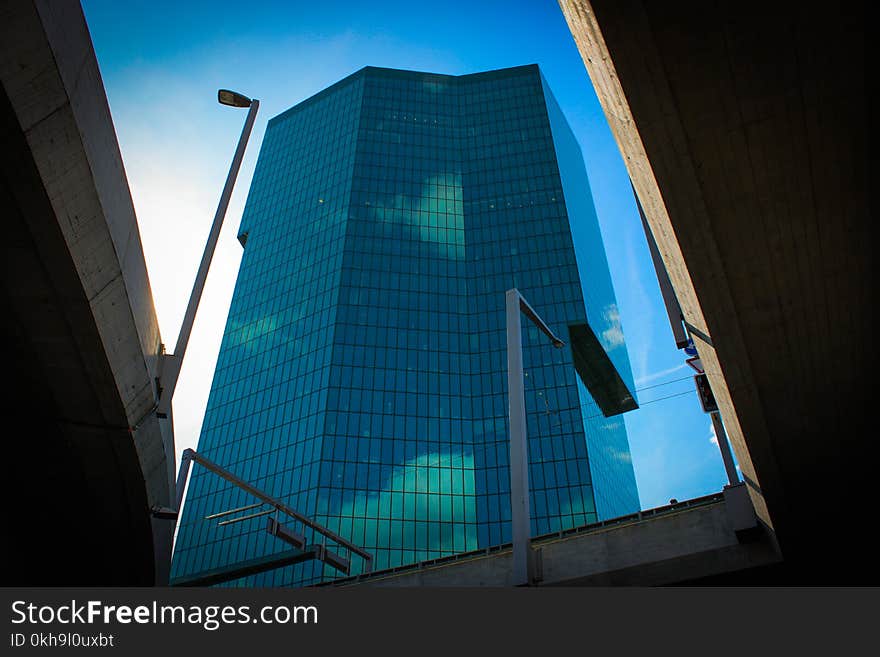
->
left=510, top=288, right=566, bottom=348
left=205, top=502, right=263, bottom=520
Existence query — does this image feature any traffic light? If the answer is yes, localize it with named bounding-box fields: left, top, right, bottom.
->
left=694, top=373, right=718, bottom=413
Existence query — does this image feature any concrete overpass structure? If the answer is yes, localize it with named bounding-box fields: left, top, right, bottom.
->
left=323, top=487, right=781, bottom=587
left=558, top=1, right=870, bottom=582
left=1, top=0, right=174, bottom=584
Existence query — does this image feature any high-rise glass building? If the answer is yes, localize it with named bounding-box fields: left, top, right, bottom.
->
left=171, top=65, right=640, bottom=586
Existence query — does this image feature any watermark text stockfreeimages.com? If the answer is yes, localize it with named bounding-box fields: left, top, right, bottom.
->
left=10, top=599, right=318, bottom=632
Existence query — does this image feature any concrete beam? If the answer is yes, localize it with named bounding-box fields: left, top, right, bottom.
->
left=556, top=0, right=870, bottom=581
left=1, top=0, right=173, bottom=583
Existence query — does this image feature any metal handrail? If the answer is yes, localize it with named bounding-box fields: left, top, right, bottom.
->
left=176, top=448, right=373, bottom=570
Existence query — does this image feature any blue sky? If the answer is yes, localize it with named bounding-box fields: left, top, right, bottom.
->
left=81, top=0, right=733, bottom=510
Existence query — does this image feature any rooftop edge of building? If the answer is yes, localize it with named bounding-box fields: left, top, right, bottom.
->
left=267, top=63, right=542, bottom=128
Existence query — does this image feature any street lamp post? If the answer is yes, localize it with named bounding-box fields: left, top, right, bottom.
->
left=506, top=288, right=565, bottom=586
left=156, top=90, right=259, bottom=419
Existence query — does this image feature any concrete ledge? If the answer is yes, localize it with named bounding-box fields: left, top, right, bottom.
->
left=327, top=494, right=781, bottom=586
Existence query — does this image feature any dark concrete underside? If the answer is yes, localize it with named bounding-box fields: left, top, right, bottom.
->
left=560, top=0, right=872, bottom=583
left=1, top=81, right=155, bottom=585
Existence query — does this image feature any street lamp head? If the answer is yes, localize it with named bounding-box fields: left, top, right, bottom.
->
left=218, top=89, right=252, bottom=108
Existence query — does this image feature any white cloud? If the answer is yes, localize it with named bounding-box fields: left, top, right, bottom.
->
left=605, top=446, right=632, bottom=464
left=601, top=325, right=625, bottom=349
left=709, top=421, right=719, bottom=446
left=330, top=451, right=478, bottom=558
left=634, top=362, right=687, bottom=387
left=600, top=303, right=625, bottom=349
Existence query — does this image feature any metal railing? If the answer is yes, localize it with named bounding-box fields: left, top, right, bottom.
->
left=163, top=448, right=373, bottom=584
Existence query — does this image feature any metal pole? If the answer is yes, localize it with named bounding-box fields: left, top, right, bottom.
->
left=174, top=449, right=194, bottom=513
left=711, top=410, right=739, bottom=486
left=157, top=99, right=260, bottom=417
left=504, top=288, right=566, bottom=586
left=216, top=509, right=274, bottom=526
left=204, top=502, right=263, bottom=520
left=506, top=289, right=531, bottom=586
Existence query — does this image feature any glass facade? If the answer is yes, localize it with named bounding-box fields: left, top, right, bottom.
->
left=171, top=65, right=639, bottom=586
